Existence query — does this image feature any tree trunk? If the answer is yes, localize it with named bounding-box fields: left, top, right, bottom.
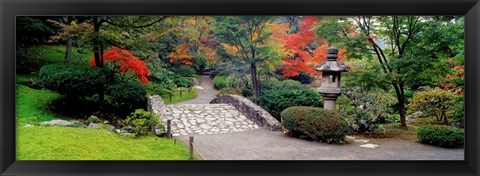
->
left=392, top=83, right=407, bottom=127
left=398, top=98, right=407, bottom=127
left=64, top=37, right=72, bottom=63
left=442, top=111, right=449, bottom=124
left=93, top=17, right=102, bottom=67
left=93, top=16, right=104, bottom=102
left=250, top=62, right=259, bottom=104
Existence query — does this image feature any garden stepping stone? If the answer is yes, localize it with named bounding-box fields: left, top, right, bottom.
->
left=23, top=124, right=34, bottom=128
left=353, top=139, right=370, bottom=143
left=359, top=144, right=380, bottom=148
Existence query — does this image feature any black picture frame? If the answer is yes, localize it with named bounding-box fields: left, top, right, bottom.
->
left=1, top=0, right=479, bottom=175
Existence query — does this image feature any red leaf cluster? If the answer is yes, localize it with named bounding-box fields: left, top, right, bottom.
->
left=89, top=46, right=150, bottom=84
left=278, top=16, right=317, bottom=77
left=278, top=17, right=349, bottom=78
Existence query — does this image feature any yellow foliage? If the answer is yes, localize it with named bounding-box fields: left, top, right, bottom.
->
left=221, top=43, right=240, bottom=57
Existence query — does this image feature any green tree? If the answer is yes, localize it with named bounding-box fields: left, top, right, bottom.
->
left=316, top=16, right=462, bottom=127
left=408, top=87, right=456, bottom=123
left=16, top=16, right=58, bottom=46
left=48, top=17, right=92, bottom=63
left=213, top=16, right=282, bottom=103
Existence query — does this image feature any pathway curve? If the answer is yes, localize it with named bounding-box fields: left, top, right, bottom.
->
left=174, top=75, right=217, bottom=105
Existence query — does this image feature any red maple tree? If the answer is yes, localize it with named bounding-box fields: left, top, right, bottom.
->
left=89, top=46, right=150, bottom=84
left=278, top=16, right=349, bottom=78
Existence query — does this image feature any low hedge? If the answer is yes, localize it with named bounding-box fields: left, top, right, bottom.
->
left=416, top=125, right=464, bottom=148
left=281, top=106, right=349, bottom=144
left=259, top=89, right=323, bottom=121
left=39, top=63, right=106, bottom=98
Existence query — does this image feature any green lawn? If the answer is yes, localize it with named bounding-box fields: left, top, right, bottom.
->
left=162, top=89, right=198, bottom=105
left=16, top=84, right=62, bottom=125
left=17, top=127, right=191, bottom=160
left=16, top=84, right=194, bottom=160
left=15, top=45, right=197, bottom=160
left=21, top=45, right=91, bottom=65
left=145, top=82, right=199, bottom=105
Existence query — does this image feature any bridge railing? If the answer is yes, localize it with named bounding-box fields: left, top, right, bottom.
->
left=147, top=95, right=166, bottom=116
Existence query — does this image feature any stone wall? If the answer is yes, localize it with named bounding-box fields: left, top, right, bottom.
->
left=147, top=95, right=166, bottom=116
left=210, top=95, right=282, bottom=131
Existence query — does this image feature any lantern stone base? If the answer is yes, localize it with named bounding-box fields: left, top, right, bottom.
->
left=318, top=87, right=342, bottom=111
left=320, top=94, right=340, bottom=111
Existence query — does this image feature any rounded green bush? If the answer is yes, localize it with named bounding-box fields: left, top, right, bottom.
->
left=106, top=80, right=147, bottom=109
left=173, top=65, right=196, bottom=77
left=281, top=106, right=349, bottom=144
left=213, top=76, right=229, bottom=90
left=39, top=63, right=106, bottom=98
left=416, top=125, right=464, bottom=148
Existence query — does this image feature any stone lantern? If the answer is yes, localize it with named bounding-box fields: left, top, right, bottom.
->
left=314, top=46, right=350, bottom=110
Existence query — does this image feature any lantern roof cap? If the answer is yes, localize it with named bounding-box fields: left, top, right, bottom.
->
left=315, top=61, right=350, bottom=72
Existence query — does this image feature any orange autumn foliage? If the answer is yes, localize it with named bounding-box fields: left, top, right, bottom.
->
left=167, top=44, right=195, bottom=65
left=441, top=65, right=464, bottom=95
left=278, top=16, right=349, bottom=78
left=89, top=46, right=150, bottom=84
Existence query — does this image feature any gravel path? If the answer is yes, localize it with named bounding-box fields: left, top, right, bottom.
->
left=177, top=129, right=464, bottom=160
left=174, top=75, right=217, bottom=105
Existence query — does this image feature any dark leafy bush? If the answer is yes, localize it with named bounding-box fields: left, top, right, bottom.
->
left=451, top=96, right=464, bottom=126
left=149, top=68, right=192, bottom=88
left=241, top=88, right=253, bottom=97
left=260, top=80, right=306, bottom=91
left=288, top=71, right=314, bottom=84
left=174, top=76, right=192, bottom=88
left=213, top=76, right=229, bottom=90
left=172, top=65, right=196, bottom=77
left=191, top=54, right=208, bottom=73
left=106, top=80, right=147, bottom=110
left=122, top=109, right=162, bottom=137
left=417, top=125, right=464, bottom=148
left=209, top=64, right=245, bottom=78
left=258, top=89, right=323, bottom=121
left=281, top=106, right=349, bottom=144
left=216, top=88, right=241, bottom=97
left=39, top=63, right=106, bottom=98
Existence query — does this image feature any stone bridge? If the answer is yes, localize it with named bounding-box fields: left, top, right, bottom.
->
left=147, top=94, right=281, bottom=136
